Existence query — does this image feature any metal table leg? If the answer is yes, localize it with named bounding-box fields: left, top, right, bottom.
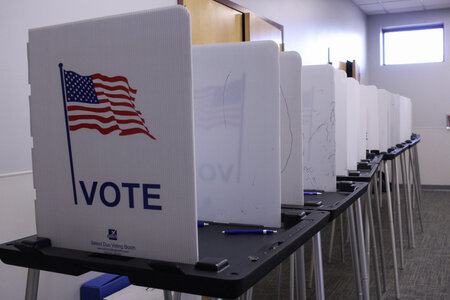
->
left=374, top=170, right=387, bottom=292
left=328, top=219, right=336, bottom=263
left=401, top=153, right=415, bottom=248
left=312, top=233, right=325, bottom=300
left=384, top=161, right=401, bottom=299
left=164, top=290, right=173, bottom=300
left=355, top=198, right=370, bottom=300
left=393, top=157, right=405, bottom=269
left=277, top=263, right=283, bottom=300
left=340, top=215, right=345, bottom=263
left=348, top=205, right=363, bottom=300
left=290, top=254, right=295, bottom=300
left=173, top=292, right=182, bottom=300
left=409, top=148, right=424, bottom=232
left=295, top=246, right=307, bottom=300
left=368, top=181, right=382, bottom=300
left=308, top=248, right=314, bottom=289
left=25, top=269, right=40, bottom=300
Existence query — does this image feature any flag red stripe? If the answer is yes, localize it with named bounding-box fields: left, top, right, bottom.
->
left=93, top=83, right=135, bottom=95
left=97, top=98, right=136, bottom=109
left=69, top=123, right=121, bottom=135
left=68, top=105, right=140, bottom=117
left=96, top=91, right=135, bottom=102
left=119, top=128, right=156, bottom=140
left=68, top=114, right=146, bottom=126
left=91, top=73, right=137, bottom=94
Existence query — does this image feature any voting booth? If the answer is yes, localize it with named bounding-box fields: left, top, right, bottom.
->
left=29, top=6, right=199, bottom=264
left=346, top=78, right=360, bottom=170
left=280, top=52, right=303, bottom=206
left=389, top=93, right=402, bottom=146
left=358, top=85, right=369, bottom=161
left=301, top=65, right=336, bottom=192
left=334, top=69, right=348, bottom=176
left=377, top=89, right=390, bottom=152
left=399, top=96, right=412, bottom=142
left=28, top=5, right=288, bottom=270
left=365, top=85, right=379, bottom=152
left=192, top=41, right=282, bottom=227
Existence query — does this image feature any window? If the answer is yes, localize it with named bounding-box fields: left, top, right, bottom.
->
left=382, top=24, right=444, bottom=65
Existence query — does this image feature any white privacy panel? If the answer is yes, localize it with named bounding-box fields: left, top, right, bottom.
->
left=301, top=65, right=336, bottom=192
left=346, top=78, right=359, bottom=170
left=365, top=85, right=379, bottom=151
left=399, top=96, right=412, bottom=142
left=280, top=51, right=303, bottom=206
left=405, top=97, right=412, bottom=139
left=193, top=41, right=281, bottom=228
left=29, top=6, right=199, bottom=263
left=334, top=69, right=348, bottom=176
left=358, top=85, right=369, bottom=161
left=389, top=93, right=401, bottom=146
left=377, top=89, right=390, bottom=152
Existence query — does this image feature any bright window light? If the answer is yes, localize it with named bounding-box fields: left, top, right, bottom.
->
left=383, top=25, right=444, bottom=65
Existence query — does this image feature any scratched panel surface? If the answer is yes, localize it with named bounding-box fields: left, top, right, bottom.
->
left=192, top=41, right=281, bottom=228
left=346, top=78, right=359, bottom=171
left=280, top=52, right=303, bottom=206
left=301, top=65, right=336, bottom=192
left=334, top=69, right=348, bottom=176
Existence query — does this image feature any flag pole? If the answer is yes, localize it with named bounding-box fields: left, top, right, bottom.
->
left=58, top=63, right=78, bottom=205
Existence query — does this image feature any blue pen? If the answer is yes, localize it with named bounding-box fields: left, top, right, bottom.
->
left=304, top=192, right=322, bottom=195
left=222, top=229, right=277, bottom=235
left=197, top=222, right=209, bottom=227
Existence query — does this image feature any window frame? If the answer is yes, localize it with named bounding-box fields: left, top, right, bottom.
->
left=382, top=23, right=444, bottom=66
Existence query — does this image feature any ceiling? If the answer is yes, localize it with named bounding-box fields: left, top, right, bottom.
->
left=352, top=0, right=450, bottom=15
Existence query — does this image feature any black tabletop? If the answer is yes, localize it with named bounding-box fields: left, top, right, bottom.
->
left=383, top=137, right=421, bottom=161
left=336, top=154, right=383, bottom=182
left=0, top=210, right=329, bottom=299
left=283, top=182, right=368, bottom=221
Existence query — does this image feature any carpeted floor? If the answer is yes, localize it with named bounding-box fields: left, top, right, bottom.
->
left=252, top=190, right=450, bottom=299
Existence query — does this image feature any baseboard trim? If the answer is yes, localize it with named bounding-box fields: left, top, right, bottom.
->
left=0, top=170, right=33, bottom=179
left=421, top=184, right=450, bottom=191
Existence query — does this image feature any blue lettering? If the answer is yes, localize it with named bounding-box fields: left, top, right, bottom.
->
left=100, top=182, right=120, bottom=207
left=217, top=164, right=233, bottom=182
left=143, top=184, right=161, bottom=210
left=199, top=164, right=215, bottom=181
left=80, top=181, right=98, bottom=205
left=121, top=183, right=140, bottom=208
left=78, top=181, right=161, bottom=210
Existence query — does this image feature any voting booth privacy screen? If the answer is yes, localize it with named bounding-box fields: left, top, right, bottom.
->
left=280, top=52, right=303, bottom=206
left=301, top=65, right=336, bottom=192
left=193, top=41, right=282, bottom=228
left=29, top=6, right=199, bottom=264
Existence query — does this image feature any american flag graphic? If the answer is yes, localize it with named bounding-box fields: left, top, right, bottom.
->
left=62, top=68, right=156, bottom=140
left=194, top=75, right=245, bottom=130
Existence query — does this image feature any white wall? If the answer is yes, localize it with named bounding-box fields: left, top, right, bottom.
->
left=367, top=9, right=450, bottom=185
left=0, top=1, right=176, bottom=299
left=235, top=0, right=368, bottom=83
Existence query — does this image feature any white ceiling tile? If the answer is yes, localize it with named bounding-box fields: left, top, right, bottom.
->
left=354, top=0, right=450, bottom=14
left=360, top=3, right=388, bottom=14
left=381, top=0, right=423, bottom=9
left=422, top=0, right=450, bottom=10
left=352, top=0, right=379, bottom=4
